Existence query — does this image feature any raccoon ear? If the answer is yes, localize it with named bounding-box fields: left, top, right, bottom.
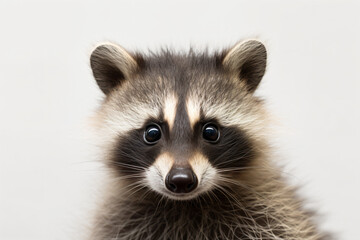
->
left=222, top=40, right=267, bottom=92
left=90, top=43, right=140, bottom=95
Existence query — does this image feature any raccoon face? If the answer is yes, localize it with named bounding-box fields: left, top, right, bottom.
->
left=90, top=40, right=267, bottom=200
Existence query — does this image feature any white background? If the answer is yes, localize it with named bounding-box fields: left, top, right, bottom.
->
left=0, top=1, right=359, bottom=239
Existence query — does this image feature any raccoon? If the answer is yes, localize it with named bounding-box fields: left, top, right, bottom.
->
left=88, top=40, right=328, bottom=240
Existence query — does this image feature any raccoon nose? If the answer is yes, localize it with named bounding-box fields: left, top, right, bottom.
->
left=165, top=168, right=198, bottom=193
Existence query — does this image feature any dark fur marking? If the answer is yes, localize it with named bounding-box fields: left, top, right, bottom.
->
left=197, top=123, right=256, bottom=170
left=112, top=115, right=255, bottom=175
left=111, top=126, right=163, bottom=174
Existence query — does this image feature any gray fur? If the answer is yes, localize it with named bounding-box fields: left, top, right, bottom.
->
left=88, top=40, right=330, bottom=240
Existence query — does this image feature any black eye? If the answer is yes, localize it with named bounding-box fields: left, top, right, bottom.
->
left=202, top=123, right=220, bottom=143
left=144, top=124, right=162, bottom=144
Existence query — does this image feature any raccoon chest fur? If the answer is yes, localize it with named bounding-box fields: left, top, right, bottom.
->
left=92, top=182, right=322, bottom=240
left=88, top=40, right=328, bottom=240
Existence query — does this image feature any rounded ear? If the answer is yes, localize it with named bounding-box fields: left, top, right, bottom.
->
left=90, top=43, right=139, bottom=95
left=222, top=40, right=267, bottom=92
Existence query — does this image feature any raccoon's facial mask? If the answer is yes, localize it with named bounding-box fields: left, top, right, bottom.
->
left=110, top=108, right=256, bottom=201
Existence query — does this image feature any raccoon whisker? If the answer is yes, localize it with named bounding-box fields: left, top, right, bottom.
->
left=113, top=154, right=151, bottom=168
left=110, top=155, right=149, bottom=166
left=122, top=184, right=148, bottom=200
left=112, top=174, right=145, bottom=182
left=216, top=166, right=257, bottom=172
left=123, top=180, right=147, bottom=192
left=211, top=144, right=254, bottom=164
left=217, top=176, right=266, bottom=200
left=204, top=187, right=220, bottom=206
left=136, top=188, right=153, bottom=203
left=118, top=180, right=143, bottom=191
left=216, top=165, right=269, bottom=173
left=214, top=150, right=255, bottom=167
left=212, top=185, right=263, bottom=235
left=214, top=186, right=245, bottom=213
left=153, top=194, right=166, bottom=213
left=218, top=164, right=298, bottom=180
left=211, top=183, right=238, bottom=210
left=117, top=181, right=146, bottom=197
left=119, top=173, right=144, bottom=179
left=217, top=178, right=290, bottom=227
left=217, top=181, right=270, bottom=212
left=110, top=161, right=148, bottom=170
left=113, top=163, right=146, bottom=171
left=211, top=184, right=261, bottom=235
left=211, top=143, right=239, bottom=165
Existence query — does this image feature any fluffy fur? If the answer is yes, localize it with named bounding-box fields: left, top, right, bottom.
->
left=88, top=40, right=329, bottom=240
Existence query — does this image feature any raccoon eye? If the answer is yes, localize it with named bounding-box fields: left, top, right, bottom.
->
left=144, top=124, right=162, bottom=144
left=202, top=123, right=220, bottom=143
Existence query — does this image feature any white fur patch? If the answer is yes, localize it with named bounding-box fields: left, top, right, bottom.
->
left=154, top=152, right=174, bottom=180
left=203, top=99, right=268, bottom=138
left=145, top=151, right=218, bottom=200
left=105, top=103, right=160, bottom=135
left=189, top=152, right=217, bottom=192
left=145, top=165, right=165, bottom=195
left=186, top=97, right=200, bottom=129
left=93, top=100, right=162, bottom=153
left=145, top=152, right=174, bottom=195
left=163, top=94, right=178, bottom=131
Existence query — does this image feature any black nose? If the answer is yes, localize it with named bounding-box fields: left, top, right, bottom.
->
left=165, top=168, right=198, bottom=193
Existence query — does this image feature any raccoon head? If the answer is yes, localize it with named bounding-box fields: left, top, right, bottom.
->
left=90, top=40, right=268, bottom=201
